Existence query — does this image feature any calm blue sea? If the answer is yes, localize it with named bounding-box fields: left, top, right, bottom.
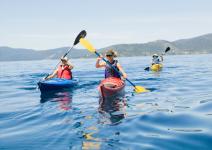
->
left=0, top=54, right=212, bottom=149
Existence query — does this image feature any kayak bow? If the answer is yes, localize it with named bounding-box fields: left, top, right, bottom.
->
left=98, top=77, right=125, bottom=99
left=38, top=78, right=78, bottom=93
left=151, top=64, right=162, bottom=71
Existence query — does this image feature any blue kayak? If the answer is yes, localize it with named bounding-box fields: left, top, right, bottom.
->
left=37, top=78, right=78, bottom=93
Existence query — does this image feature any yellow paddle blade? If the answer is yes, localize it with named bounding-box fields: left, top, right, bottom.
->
left=79, top=38, right=95, bottom=53
left=135, top=86, right=150, bottom=93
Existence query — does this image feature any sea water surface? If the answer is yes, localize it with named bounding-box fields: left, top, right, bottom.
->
left=0, top=54, right=212, bottom=149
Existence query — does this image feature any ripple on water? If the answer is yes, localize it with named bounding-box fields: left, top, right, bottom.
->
left=168, top=128, right=203, bottom=132
left=1, top=55, right=212, bottom=149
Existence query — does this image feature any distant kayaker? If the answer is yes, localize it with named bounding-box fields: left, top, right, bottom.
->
left=42, top=56, right=73, bottom=81
left=151, top=54, right=163, bottom=65
left=96, top=50, right=127, bottom=79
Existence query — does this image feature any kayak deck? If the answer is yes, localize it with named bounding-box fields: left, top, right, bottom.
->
left=98, top=77, right=125, bottom=99
left=38, top=78, right=78, bottom=93
left=151, top=63, right=162, bottom=71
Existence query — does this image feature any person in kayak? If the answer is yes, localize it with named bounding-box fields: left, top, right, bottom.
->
left=151, top=54, right=163, bottom=65
left=96, top=50, right=127, bottom=79
left=42, top=56, right=73, bottom=81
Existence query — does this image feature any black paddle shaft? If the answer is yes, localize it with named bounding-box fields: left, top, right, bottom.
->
left=44, top=30, right=87, bottom=80
left=44, top=45, right=74, bottom=79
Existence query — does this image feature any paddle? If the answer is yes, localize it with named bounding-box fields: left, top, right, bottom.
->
left=43, top=30, right=86, bottom=81
left=144, top=47, right=170, bottom=71
left=79, top=38, right=149, bottom=93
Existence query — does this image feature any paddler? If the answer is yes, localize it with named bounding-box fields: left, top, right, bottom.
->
left=151, top=54, right=163, bottom=65
left=96, top=50, right=127, bottom=79
left=42, top=56, right=73, bottom=81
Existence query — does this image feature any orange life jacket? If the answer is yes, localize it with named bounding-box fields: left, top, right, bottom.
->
left=58, top=65, right=72, bottom=79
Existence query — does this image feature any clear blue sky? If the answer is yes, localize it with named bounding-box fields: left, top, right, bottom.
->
left=1, top=0, right=212, bottom=50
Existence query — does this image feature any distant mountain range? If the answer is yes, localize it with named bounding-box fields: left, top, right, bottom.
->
left=79, top=33, right=212, bottom=58
left=0, top=33, right=212, bottom=61
left=0, top=47, right=94, bottom=61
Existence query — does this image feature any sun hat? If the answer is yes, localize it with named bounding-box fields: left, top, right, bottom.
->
left=152, top=54, right=158, bottom=57
left=106, top=50, right=114, bottom=56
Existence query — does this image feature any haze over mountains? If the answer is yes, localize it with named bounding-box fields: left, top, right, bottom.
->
left=0, top=33, right=212, bottom=61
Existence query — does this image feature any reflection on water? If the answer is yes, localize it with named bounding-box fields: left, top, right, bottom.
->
left=40, top=91, right=72, bottom=110
left=78, top=126, right=102, bottom=149
left=56, top=92, right=72, bottom=110
left=151, top=70, right=164, bottom=78
left=77, top=95, right=128, bottom=149
left=1, top=55, right=212, bottom=149
left=98, top=97, right=127, bottom=126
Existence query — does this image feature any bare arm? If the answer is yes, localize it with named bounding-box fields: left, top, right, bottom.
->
left=159, top=55, right=163, bottom=62
left=67, top=60, right=74, bottom=70
left=96, top=54, right=106, bottom=68
left=62, top=56, right=73, bottom=70
left=117, top=62, right=127, bottom=79
left=43, top=69, right=58, bottom=81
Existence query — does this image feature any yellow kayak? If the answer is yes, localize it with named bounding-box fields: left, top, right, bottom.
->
left=151, top=64, right=162, bottom=71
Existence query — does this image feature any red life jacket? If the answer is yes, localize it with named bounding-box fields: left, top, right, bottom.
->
left=58, top=65, right=72, bottom=79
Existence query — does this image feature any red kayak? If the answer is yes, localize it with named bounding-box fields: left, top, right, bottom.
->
left=98, top=77, right=125, bottom=99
